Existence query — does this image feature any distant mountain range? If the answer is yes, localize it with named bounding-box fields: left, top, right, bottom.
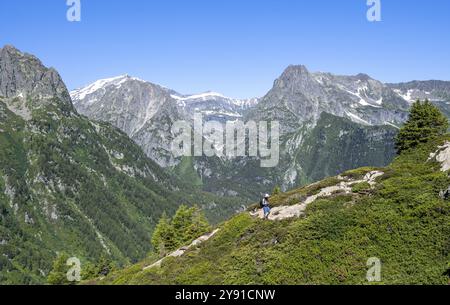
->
left=71, top=65, right=450, bottom=198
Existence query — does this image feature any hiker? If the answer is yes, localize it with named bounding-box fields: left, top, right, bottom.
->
left=260, top=194, right=271, bottom=219
left=440, top=186, right=450, bottom=200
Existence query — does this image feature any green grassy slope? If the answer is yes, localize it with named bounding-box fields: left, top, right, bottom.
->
left=98, top=137, right=450, bottom=285
left=0, top=98, right=244, bottom=284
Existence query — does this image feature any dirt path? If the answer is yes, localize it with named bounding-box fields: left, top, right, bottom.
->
left=143, top=229, right=220, bottom=270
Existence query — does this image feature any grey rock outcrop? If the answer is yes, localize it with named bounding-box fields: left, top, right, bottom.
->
left=0, top=45, right=74, bottom=119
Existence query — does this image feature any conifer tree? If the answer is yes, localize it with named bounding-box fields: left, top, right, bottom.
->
left=151, top=206, right=211, bottom=257
left=151, top=212, right=176, bottom=256
left=272, top=185, right=281, bottom=195
left=186, top=206, right=212, bottom=244
left=396, top=100, right=448, bottom=154
left=47, top=253, right=71, bottom=285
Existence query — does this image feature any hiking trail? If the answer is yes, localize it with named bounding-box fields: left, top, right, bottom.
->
left=250, top=171, right=384, bottom=221
left=143, top=229, right=220, bottom=270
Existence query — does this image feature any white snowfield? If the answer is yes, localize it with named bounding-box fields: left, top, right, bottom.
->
left=251, top=171, right=384, bottom=221
left=171, top=92, right=227, bottom=101
left=428, top=141, right=450, bottom=172
left=171, top=92, right=259, bottom=108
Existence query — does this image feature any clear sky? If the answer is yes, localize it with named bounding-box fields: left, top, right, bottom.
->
left=1, top=0, right=449, bottom=98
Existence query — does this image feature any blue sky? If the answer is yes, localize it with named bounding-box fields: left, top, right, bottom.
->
left=1, top=0, right=449, bottom=98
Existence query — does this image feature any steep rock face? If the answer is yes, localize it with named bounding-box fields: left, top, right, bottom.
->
left=72, top=75, right=187, bottom=167
left=247, top=65, right=325, bottom=133
left=247, top=65, right=409, bottom=133
left=242, top=65, right=406, bottom=190
left=0, top=46, right=74, bottom=119
left=72, top=75, right=178, bottom=137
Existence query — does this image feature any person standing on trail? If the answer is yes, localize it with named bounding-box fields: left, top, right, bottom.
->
left=260, top=194, right=271, bottom=219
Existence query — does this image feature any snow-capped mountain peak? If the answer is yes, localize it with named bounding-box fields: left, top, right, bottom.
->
left=70, top=74, right=146, bottom=101
left=69, top=75, right=260, bottom=166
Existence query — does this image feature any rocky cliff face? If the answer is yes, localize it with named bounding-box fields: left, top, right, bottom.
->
left=71, top=77, right=259, bottom=167
left=71, top=75, right=178, bottom=137
left=247, top=65, right=410, bottom=132
left=0, top=45, right=74, bottom=120
left=71, top=75, right=187, bottom=167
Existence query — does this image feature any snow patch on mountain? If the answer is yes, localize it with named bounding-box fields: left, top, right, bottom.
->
left=171, top=92, right=226, bottom=101
left=70, top=75, right=145, bottom=101
left=171, top=92, right=259, bottom=109
left=393, top=89, right=415, bottom=103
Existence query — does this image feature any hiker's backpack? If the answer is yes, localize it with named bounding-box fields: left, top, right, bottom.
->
left=259, top=199, right=264, bottom=208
